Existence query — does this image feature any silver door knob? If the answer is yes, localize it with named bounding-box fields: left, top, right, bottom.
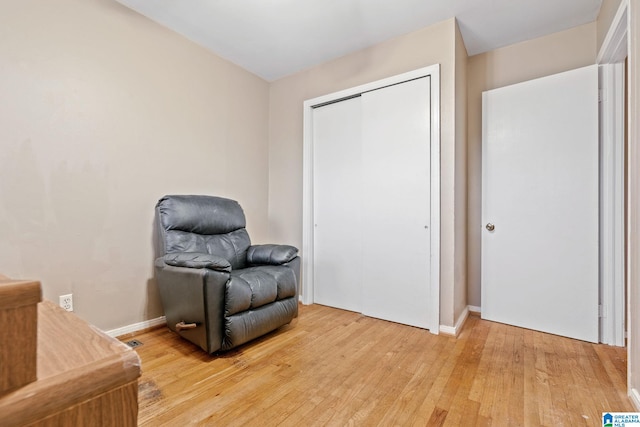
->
left=486, top=223, right=495, bottom=231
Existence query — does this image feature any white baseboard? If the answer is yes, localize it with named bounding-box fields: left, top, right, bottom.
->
left=468, top=305, right=481, bottom=314
left=105, top=316, right=166, bottom=338
left=631, top=388, right=640, bottom=411
left=439, top=306, right=470, bottom=337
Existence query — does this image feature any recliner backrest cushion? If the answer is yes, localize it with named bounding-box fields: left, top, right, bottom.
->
left=156, top=195, right=251, bottom=269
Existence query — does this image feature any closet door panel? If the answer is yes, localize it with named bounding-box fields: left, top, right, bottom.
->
left=361, top=77, right=431, bottom=328
left=312, top=97, right=363, bottom=312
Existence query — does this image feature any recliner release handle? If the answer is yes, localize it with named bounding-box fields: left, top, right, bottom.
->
left=176, top=321, right=198, bottom=331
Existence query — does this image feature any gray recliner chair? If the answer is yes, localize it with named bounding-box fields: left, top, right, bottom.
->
left=154, top=195, right=300, bottom=353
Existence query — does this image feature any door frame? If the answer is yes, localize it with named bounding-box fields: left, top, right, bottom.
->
left=301, top=64, right=441, bottom=333
left=597, top=0, right=628, bottom=347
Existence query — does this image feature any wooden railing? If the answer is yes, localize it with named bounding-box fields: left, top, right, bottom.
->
left=0, top=275, right=40, bottom=394
left=0, top=276, right=141, bottom=426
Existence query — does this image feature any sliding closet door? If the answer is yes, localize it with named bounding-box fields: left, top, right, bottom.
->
left=312, top=97, right=363, bottom=312
left=361, top=77, right=431, bottom=328
left=312, top=76, right=432, bottom=328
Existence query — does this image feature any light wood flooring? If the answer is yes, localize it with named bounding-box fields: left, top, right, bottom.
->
left=124, top=304, right=634, bottom=426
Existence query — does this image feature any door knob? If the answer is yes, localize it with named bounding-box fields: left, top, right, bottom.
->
left=486, top=223, right=495, bottom=231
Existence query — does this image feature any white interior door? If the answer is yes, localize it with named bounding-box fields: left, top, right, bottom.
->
left=313, top=97, right=363, bottom=312
left=481, top=65, right=599, bottom=342
left=361, top=77, right=431, bottom=328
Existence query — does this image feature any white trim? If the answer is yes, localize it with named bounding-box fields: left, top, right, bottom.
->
left=599, top=63, right=627, bottom=347
left=301, top=95, right=315, bottom=306
left=468, top=305, right=481, bottom=314
left=104, top=316, right=166, bottom=338
left=302, top=64, right=441, bottom=333
left=429, top=67, right=441, bottom=333
left=631, top=388, right=640, bottom=411
left=439, top=306, right=469, bottom=337
left=597, top=0, right=628, bottom=348
left=597, top=0, right=629, bottom=64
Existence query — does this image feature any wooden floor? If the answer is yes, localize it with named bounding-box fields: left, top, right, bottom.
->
left=124, top=304, right=634, bottom=426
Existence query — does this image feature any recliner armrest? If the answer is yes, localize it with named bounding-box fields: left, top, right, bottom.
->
left=163, top=252, right=231, bottom=272
left=247, top=244, right=298, bottom=265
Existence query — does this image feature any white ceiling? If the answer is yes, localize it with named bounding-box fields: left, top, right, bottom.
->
left=116, top=0, right=603, bottom=82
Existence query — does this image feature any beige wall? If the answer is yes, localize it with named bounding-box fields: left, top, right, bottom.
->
left=454, top=23, right=468, bottom=320
left=268, top=18, right=467, bottom=327
left=0, top=0, right=614, bottom=341
left=0, top=0, right=270, bottom=330
left=466, top=23, right=597, bottom=307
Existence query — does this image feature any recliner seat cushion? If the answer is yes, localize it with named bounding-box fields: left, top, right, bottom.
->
left=163, top=252, right=231, bottom=272
left=225, top=266, right=297, bottom=316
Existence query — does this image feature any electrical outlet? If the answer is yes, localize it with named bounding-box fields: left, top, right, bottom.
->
left=59, top=294, right=73, bottom=312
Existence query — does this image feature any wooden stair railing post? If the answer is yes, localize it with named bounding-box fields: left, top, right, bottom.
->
left=0, top=276, right=42, bottom=395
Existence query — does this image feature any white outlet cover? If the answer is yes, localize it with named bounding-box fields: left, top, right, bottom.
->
left=59, top=294, right=73, bottom=312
